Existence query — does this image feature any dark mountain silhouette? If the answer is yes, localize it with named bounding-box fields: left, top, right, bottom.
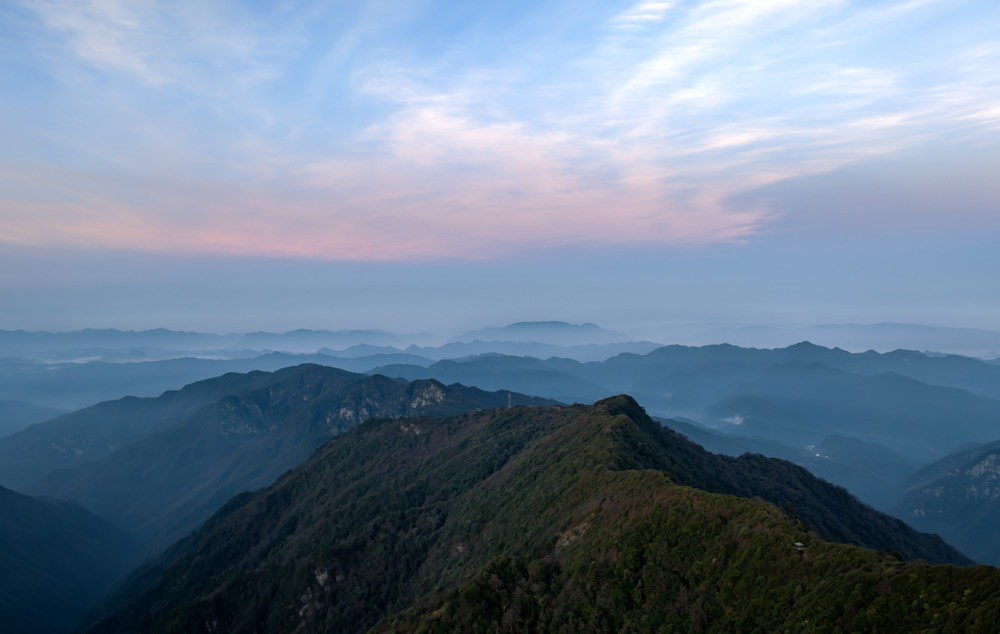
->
left=0, top=486, right=139, bottom=633
left=85, top=397, right=990, bottom=634
left=32, top=365, right=555, bottom=551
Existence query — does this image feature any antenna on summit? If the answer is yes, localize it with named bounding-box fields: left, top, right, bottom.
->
left=507, top=392, right=512, bottom=409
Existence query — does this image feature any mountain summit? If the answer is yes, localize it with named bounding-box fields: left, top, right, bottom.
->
left=87, top=397, right=997, bottom=633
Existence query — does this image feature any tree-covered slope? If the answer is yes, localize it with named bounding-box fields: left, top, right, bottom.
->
left=87, top=397, right=996, bottom=634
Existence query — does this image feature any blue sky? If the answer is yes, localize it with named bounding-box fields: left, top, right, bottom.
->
left=1, top=0, right=999, bottom=335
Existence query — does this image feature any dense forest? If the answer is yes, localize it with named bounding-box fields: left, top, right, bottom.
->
left=87, top=397, right=1000, bottom=633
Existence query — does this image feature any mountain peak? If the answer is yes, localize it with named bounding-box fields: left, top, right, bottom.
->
left=594, top=393, right=647, bottom=422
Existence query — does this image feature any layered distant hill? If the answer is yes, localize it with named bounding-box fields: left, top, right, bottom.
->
left=6, top=328, right=1000, bottom=572
left=0, top=486, right=139, bottom=633
left=456, top=321, right=627, bottom=345
left=7, top=336, right=1000, bottom=513
left=651, top=322, right=1000, bottom=359
left=21, top=365, right=554, bottom=551
left=0, top=327, right=428, bottom=358
left=373, top=342, right=1000, bottom=462
left=85, top=397, right=994, bottom=634
left=0, top=322, right=657, bottom=409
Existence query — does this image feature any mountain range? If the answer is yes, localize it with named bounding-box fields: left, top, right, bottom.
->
left=4, top=330, right=1000, bottom=630
left=85, top=397, right=996, bottom=633
left=30, top=365, right=555, bottom=550
left=373, top=342, right=1000, bottom=464
left=456, top=321, right=626, bottom=345
left=6, top=338, right=1000, bottom=562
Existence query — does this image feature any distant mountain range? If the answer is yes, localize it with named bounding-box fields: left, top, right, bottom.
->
left=646, top=322, right=1000, bottom=358
left=8, top=339, right=999, bottom=515
left=0, top=322, right=659, bottom=409
left=456, top=321, right=627, bottom=345
left=0, top=327, right=430, bottom=357
left=372, top=342, right=1000, bottom=463
left=85, top=397, right=993, bottom=633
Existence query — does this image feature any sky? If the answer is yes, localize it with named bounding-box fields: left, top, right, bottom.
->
left=1, top=0, right=999, bottom=336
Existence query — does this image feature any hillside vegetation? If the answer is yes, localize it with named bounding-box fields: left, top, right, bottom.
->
left=88, top=397, right=997, bottom=633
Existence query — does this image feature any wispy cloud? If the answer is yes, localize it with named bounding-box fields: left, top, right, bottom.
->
left=22, top=0, right=295, bottom=90
left=613, top=1, right=675, bottom=28
left=2, top=0, right=999, bottom=259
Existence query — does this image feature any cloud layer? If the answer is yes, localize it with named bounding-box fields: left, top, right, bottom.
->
left=2, top=0, right=999, bottom=259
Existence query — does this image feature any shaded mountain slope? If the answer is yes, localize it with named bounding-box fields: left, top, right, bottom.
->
left=87, top=397, right=991, bottom=634
left=621, top=411, right=963, bottom=564
left=697, top=363, right=1000, bottom=460
left=661, top=418, right=915, bottom=509
left=0, top=367, right=296, bottom=490
left=35, top=364, right=555, bottom=550
left=894, top=438, right=1000, bottom=565
left=0, top=486, right=139, bottom=634
left=594, top=341, right=1000, bottom=400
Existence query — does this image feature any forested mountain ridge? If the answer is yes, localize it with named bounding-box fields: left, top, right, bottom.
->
left=86, top=396, right=994, bottom=634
